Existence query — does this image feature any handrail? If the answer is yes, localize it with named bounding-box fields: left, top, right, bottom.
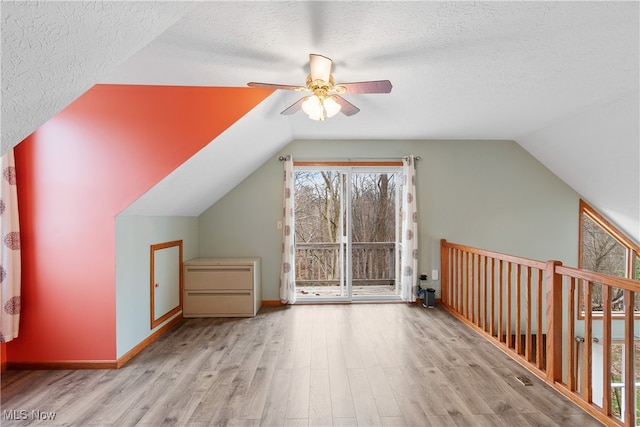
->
left=556, top=265, right=640, bottom=292
left=441, top=240, right=547, bottom=269
left=440, top=239, right=640, bottom=427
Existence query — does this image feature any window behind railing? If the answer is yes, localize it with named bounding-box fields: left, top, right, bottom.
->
left=579, top=200, right=640, bottom=315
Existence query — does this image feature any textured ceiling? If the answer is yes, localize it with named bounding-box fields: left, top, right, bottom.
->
left=1, top=1, right=196, bottom=153
left=2, top=1, right=639, bottom=240
left=102, top=1, right=638, bottom=141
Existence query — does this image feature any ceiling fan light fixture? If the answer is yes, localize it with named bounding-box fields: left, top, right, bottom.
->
left=301, top=95, right=341, bottom=121
left=248, top=53, right=391, bottom=119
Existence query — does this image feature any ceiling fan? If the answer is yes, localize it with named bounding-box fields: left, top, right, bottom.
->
left=247, top=54, right=392, bottom=121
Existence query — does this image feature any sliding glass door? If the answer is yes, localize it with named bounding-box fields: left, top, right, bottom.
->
left=293, top=166, right=401, bottom=302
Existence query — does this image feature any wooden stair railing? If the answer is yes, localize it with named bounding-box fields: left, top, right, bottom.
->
left=441, top=239, right=640, bottom=427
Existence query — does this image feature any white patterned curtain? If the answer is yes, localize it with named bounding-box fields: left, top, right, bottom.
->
left=0, top=149, right=21, bottom=342
left=280, top=155, right=296, bottom=304
left=400, top=155, right=418, bottom=302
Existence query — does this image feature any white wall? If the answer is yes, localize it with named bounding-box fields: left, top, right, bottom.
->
left=115, top=215, right=198, bottom=358
left=198, top=139, right=581, bottom=301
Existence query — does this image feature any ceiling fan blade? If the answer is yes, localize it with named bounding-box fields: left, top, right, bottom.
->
left=247, top=82, right=307, bottom=91
left=280, top=96, right=309, bottom=115
left=309, top=54, right=332, bottom=82
left=334, top=80, right=392, bottom=94
left=331, top=95, right=360, bottom=116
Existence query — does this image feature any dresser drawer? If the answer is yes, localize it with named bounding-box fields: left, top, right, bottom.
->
left=184, top=265, right=253, bottom=291
left=183, top=290, right=254, bottom=317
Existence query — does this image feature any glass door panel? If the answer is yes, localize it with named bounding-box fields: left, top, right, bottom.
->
left=294, top=169, right=347, bottom=301
left=351, top=171, right=401, bottom=300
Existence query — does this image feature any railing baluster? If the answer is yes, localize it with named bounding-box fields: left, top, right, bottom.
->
left=499, top=260, right=504, bottom=344
left=536, top=268, right=543, bottom=370
left=583, top=279, right=593, bottom=403
left=448, top=246, right=453, bottom=306
left=456, top=250, right=463, bottom=313
left=462, top=250, right=467, bottom=317
left=459, top=249, right=464, bottom=314
left=457, top=248, right=462, bottom=311
left=602, top=284, right=611, bottom=417
left=546, top=260, right=563, bottom=384
left=452, top=249, right=457, bottom=310
left=516, top=264, right=522, bottom=355
left=482, top=255, right=488, bottom=331
left=525, top=266, right=532, bottom=362
left=623, top=289, right=635, bottom=426
left=465, top=251, right=470, bottom=319
left=449, top=246, right=453, bottom=304
left=568, top=277, right=576, bottom=392
left=452, top=247, right=457, bottom=308
left=490, top=257, right=496, bottom=337
left=475, top=253, right=480, bottom=323
left=476, top=254, right=481, bottom=327
left=470, top=252, right=475, bottom=323
left=506, top=262, right=513, bottom=349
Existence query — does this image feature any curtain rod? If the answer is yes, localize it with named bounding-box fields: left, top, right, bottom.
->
left=278, top=156, right=420, bottom=161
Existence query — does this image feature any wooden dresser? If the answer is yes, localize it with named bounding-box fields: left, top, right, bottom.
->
left=183, top=257, right=261, bottom=317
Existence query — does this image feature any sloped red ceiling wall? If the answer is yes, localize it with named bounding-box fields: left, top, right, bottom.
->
left=8, top=84, right=272, bottom=363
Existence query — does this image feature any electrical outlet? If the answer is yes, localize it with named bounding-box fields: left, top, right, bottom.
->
left=431, top=269, right=439, bottom=281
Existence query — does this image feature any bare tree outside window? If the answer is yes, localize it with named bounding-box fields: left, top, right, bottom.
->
left=351, top=173, right=397, bottom=287
left=581, top=213, right=628, bottom=311
left=294, top=171, right=341, bottom=244
left=294, top=171, right=342, bottom=284
left=579, top=201, right=640, bottom=314
left=351, top=173, right=396, bottom=243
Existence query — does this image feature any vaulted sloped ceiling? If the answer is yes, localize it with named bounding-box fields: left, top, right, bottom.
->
left=2, top=1, right=638, bottom=241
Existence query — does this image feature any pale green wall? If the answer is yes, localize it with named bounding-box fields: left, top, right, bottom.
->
left=198, top=139, right=581, bottom=301
left=115, top=215, right=199, bottom=358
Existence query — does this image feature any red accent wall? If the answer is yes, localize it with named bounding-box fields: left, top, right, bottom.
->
left=9, top=85, right=272, bottom=362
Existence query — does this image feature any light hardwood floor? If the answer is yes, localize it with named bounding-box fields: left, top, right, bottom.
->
left=1, top=304, right=601, bottom=426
